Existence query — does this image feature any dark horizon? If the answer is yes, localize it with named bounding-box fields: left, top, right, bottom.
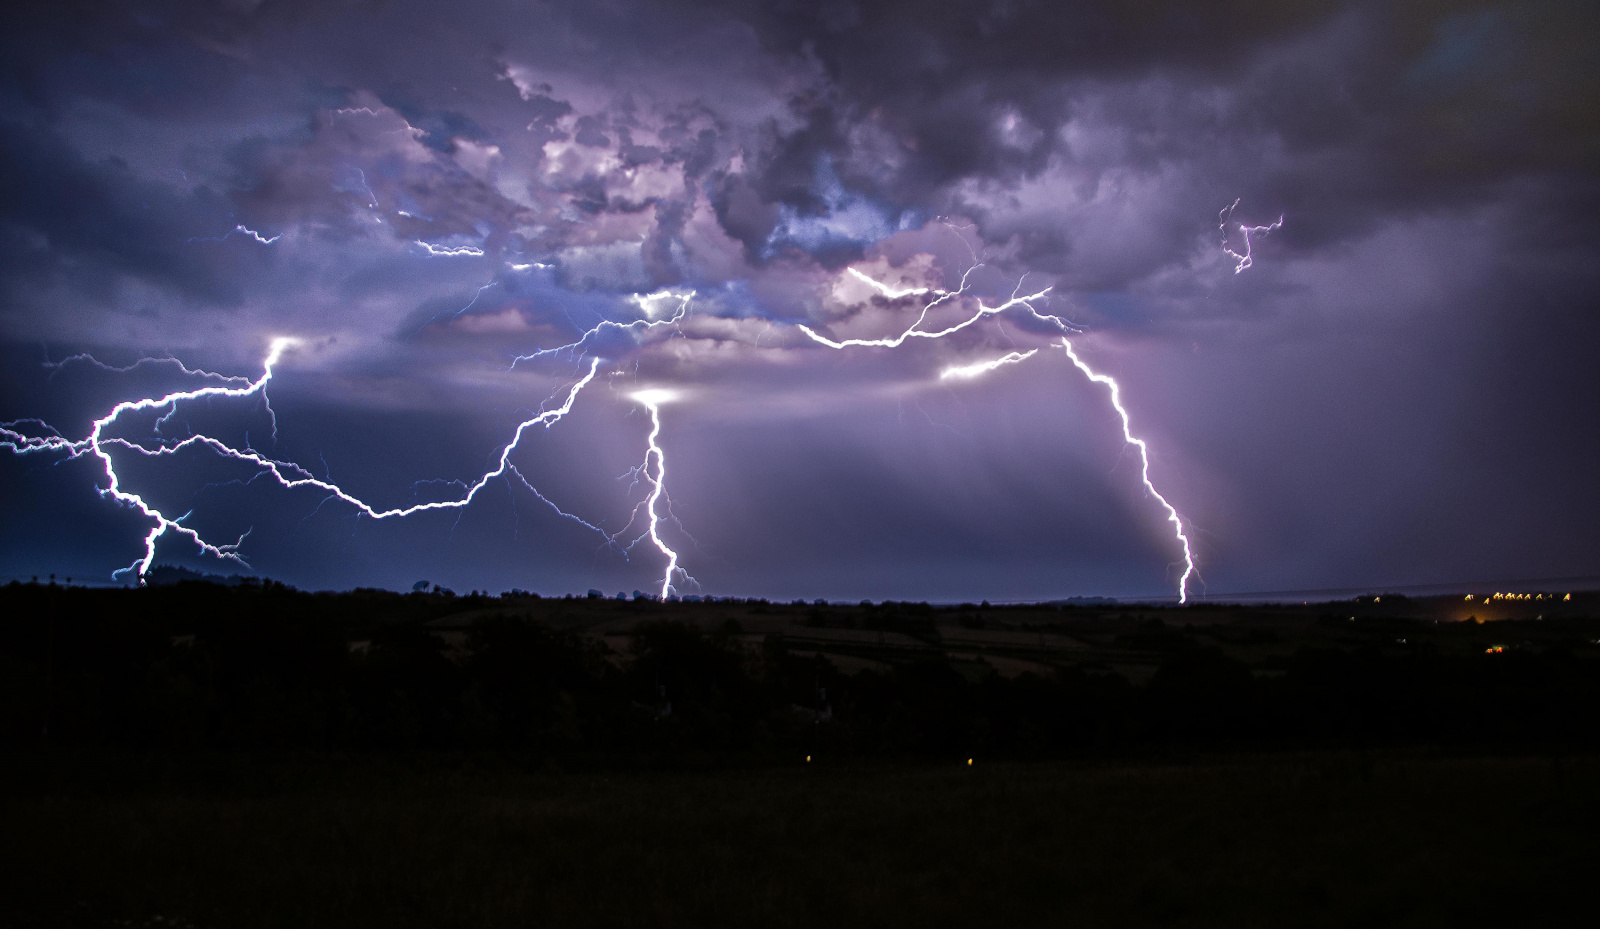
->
left=8, top=566, right=1600, bottom=611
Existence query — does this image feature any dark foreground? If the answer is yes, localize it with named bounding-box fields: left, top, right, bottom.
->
left=5, top=752, right=1596, bottom=928
left=6, top=580, right=1600, bottom=760
left=5, top=581, right=1598, bottom=926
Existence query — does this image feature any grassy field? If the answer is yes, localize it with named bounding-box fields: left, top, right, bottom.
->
left=5, top=752, right=1596, bottom=928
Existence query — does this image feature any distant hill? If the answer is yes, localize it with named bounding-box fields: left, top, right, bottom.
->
left=143, top=565, right=271, bottom=588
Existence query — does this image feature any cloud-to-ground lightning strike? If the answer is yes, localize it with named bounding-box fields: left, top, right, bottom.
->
left=4, top=280, right=704, bottom=593
left=939, top=349, right=1039, bottom=380
left=1058, top=339, right=1197, bottom=603
left=1220, top=199, right=1283, bottom=274
left=4, top=201, right=1270, bottom=600
left=626, top=389, right=691, bottom=600
left=806, top=204, right=1280, bottom=601
left=2, top=342, right=607, bottom=581
left=2, top=338, right=300, bottom=578
left=504, top=288, right=699, bottom=595
left=799, top=257, right=1197, bottom=601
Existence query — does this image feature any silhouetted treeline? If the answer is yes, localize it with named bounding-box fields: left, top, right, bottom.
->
left=3, top=581, right=1599, bottom=761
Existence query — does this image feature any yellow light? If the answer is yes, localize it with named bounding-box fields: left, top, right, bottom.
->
left=967, top=758, right=974, bottom=766
left=805, top=755, right=811, bottom=763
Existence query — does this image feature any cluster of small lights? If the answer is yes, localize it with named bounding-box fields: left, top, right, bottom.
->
left=1466, top=592, right=1569, bottom=603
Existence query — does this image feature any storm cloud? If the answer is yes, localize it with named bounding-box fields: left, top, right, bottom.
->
left=1, top=0, right=1596, bottom=599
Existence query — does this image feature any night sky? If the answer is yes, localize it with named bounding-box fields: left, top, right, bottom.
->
left=2, top=1, right=1597, bottom=601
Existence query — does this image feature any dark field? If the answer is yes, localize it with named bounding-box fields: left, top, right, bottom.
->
left=5, top=752, right=1597, bottom=928
left=6, top=581, right=1600, bottom=760
left=4, top=580, right=1599, bottom=926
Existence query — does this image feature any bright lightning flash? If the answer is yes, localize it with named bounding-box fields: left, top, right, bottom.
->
left=626, top=389, right=691, bottom=600
left=7, top=204, right=1272, bottom=599
left=939, top=349, right=1038, bottom=381
left=1058, top=339, right=1196, bottom=603
left=6, top=283, right=705, bottom=591
left=800, top=255, right=1197, bottom=602
left=4, top=338, right=296, bottom=578
left=798, top=269, right=1065, bottom=349
left=2, top=341, right=607, bottom=581
left=415, top=240, right=486, bottom=257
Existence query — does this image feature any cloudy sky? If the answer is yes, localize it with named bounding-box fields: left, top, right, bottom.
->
left=2, top=0, right=1596, bottom=601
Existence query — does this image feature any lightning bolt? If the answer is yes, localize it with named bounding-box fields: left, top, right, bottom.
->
left=6, top=281, right=707, bottom=591
left=509, top=290, right=693, bottom=368
left=6, top=203, right=1275, bottom=600
left=2, top=341, right=607, bottom=581
left=414, top=240, right=486, bottom=257
left=797, top=269, right=1066, bottom=349
left=939, top=349, right=1038, bottom=380
left=44, top=352, right=253, bottom=384
left=185, top=224, right=281, bottom=246
left=411, top=279, right=501, bottom=335
left=3, top=338, right=299, bottom=578
left=504, top=463, right=624, bottom=551
left=798, top=252, right=1196, bottom=602
left=845, top=266, right=941, bottom=300
left=1058, top=339, right=1196, bottom=603
left=352, top=167, right=379, bottom=209
left=235, top=225, right=281, bottom=245
left=504, top=288, right=700, bottom=594
left=624, top=389, right=693, bottom=600
left=1220, top=199, right=1282, bottom=274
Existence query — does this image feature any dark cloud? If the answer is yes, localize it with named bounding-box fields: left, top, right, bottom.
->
left=0, top=120, right=244, bottom=305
